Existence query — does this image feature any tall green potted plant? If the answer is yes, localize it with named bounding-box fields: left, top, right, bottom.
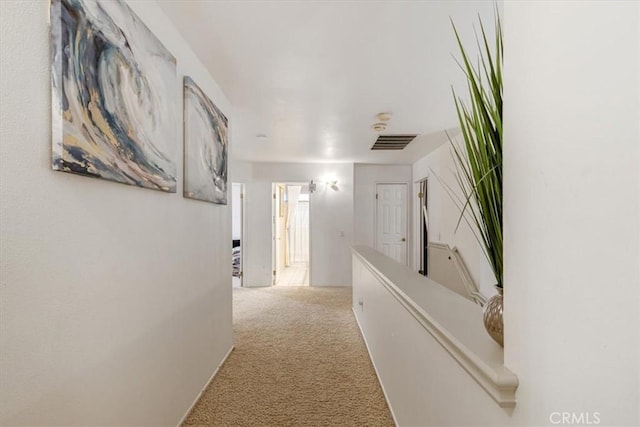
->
left=449, top=13, right=503, bottom=346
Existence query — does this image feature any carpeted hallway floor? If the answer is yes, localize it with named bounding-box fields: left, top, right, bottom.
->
left=183, top=286, right=395, bottom=426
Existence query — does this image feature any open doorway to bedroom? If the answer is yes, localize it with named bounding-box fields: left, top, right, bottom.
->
left=272, top=183, right=310, bottom=286
left=231, top=183, right=244, bottom=288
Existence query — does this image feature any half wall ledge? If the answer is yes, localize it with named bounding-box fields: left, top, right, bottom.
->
left=351, top=245, right=518, bottom=408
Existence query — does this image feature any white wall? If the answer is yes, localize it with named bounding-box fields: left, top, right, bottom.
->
left=243, top=179, right=274, bottom=286
left=0, top=1, right=233, bottom=425
left=243, top=162, right=354, bottom=287
left=504, top=1, right=639, bottom=426
left=413, top=143, right=497, bottom=298
left=229, top=159, right=253, bottom=183
left=274, top=184, right=287, bottom=275
left=353, top=164, right=412, bottom=249
left=232, top=183, right=242, bottom=241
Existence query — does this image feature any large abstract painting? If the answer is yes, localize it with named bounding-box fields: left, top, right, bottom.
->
left=183, top=76, right=228, bottom=204
left=50, top=0, right=178, bottom=192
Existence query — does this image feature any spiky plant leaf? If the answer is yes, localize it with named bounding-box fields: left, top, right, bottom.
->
left=448, top=11, right=503, bottom=288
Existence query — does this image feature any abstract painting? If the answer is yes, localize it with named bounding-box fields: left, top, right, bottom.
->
left=50, top=0, right=178, bottom=192
left=183, top=76, right=228, bottom=204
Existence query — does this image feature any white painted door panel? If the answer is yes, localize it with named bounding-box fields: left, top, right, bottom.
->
left=375, top=184, right=408, bottom=264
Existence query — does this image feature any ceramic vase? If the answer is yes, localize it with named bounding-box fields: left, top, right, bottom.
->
left=483, top=286, right=503, bottom=347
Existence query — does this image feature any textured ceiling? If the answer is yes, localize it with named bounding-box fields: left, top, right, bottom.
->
left=159, top=0, right=498, bottom=164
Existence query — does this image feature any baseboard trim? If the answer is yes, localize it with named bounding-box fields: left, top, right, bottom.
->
left=352, top=308, right=399, bottom=427
left=176, top=345, right=235, bottom=426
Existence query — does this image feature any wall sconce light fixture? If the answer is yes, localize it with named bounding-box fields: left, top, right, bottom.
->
left=309, top=180, right=317, bottom=193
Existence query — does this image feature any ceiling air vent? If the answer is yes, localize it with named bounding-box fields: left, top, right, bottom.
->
left=371, top=134, right=417, bottom=150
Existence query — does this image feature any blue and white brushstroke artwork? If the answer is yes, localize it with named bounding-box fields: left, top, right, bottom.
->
left=50, top=0, right=177, bottom=192
left=183, top=76, right=228, bottom=204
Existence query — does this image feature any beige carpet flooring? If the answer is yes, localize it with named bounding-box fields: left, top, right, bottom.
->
left=183, top=286, right=394, bottom=426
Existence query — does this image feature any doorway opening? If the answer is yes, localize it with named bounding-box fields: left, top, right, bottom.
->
left=231, top=183, right=244, bottom=288
left=273, top=183, right=310, bottom=286
left=417, top=178, right=428, bottom=276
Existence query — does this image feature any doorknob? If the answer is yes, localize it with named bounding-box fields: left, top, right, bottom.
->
left=401, top=237, right=406, bottom=242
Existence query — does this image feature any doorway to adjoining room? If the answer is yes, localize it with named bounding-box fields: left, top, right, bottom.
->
left=273, top=183, right=310, bottom=286
left=231, top=183, right=244, bottom=288
left=417, top=178, right=428, bottom=276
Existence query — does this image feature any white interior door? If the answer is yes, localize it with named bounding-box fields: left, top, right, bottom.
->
left=375, top=183, right=408, bottom=265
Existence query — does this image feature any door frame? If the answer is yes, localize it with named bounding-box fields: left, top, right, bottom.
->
left=272, top=182, right=312, bottom=286
left=416, top=177, right=429, bottom=276
left=413, top=174, right=429, bottom=273
left=232, top=182, right=245, bottom=287
left=374, top=182, right=410, bottom=266
left=271, top=183, right=282, bottom=286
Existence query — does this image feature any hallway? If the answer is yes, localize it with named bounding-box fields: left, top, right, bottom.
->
left=183, top=287, right=393, bottom=426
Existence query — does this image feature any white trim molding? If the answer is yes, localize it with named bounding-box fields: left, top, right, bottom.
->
left=351, top=246, right=518, bottom=409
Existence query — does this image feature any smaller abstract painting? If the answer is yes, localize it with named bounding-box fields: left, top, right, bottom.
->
left=183, top=76, right=229, bottom=204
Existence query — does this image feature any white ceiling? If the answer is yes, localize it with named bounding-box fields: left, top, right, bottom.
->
left=158, top=0, right=497, bottom=164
